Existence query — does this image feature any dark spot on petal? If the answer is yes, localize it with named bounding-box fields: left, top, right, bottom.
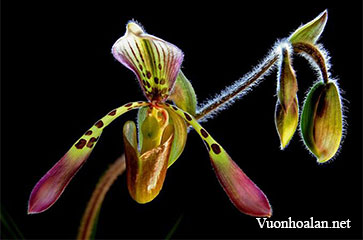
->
left=108, top=109, right=117, bottom=116
left=95, top=120, right=104, bottom=128
left=127, top=107, right=133, bottom=111
left=138, top=101, right=144, bottom=105
left=87, top=137, right=98, bottom=148
left=125, top=103, right=133, bottom=107
left=172, top=105, right=178, bottom=111
left=184, top=112, right=192, bottom=121
left=146, top=71, right=151, bottom=79
left=154, top=77, right=159, bottom=84
left=85, top=130, right=92, bottom=136
left=158, top=64, right=162, bottom=70
left=200, top=128, right=209, bottom=138
left=146, top=81, right=151, bottom=88
left=160, top=78, right=166, bottom=85
left=139, top=64, right=143, bottom=71
left=211, top=143, right=221, bottom=154
left=75, top=139, right=87, bottom=149
left=204, top=140, right=210, bottom=152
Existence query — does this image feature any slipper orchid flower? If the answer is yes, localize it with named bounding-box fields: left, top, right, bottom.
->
left=28, top=22, right=271, bottom=217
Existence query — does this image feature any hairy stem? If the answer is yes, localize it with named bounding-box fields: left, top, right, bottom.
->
left=195, top=52, right=279, bottom=121
left=78, top=155, right=126, bottom=240
left=292, top=42, right=329, bottom=83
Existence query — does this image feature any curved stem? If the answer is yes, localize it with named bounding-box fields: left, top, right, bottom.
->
left=292, top=42, right=329, bottom=83
left=77, top=155, right=126, bottom=240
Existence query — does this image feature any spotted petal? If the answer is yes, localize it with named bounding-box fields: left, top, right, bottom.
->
left=112, top=22, right=184, bottom=101
left=28, top=101, right=148, bottom=214
left=164, top=104, right=272, bottom=217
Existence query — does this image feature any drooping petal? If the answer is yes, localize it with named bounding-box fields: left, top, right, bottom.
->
left=163, top=103, right=272, bottom=217
left=28, top=101, right=148, bottom=214
left=168, top=71, right=197, bottom=116
left=123, top=121, right=174, bottom=204
left=112, top=22, right=184, bottom=101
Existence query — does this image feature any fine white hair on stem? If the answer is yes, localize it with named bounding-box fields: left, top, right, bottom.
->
left=196, top=41, right=282, bottom=122
left=295, top=43, right=331, bottom=83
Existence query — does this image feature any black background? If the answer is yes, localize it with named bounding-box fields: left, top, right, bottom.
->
left=1, top=1, right=362, bottom=239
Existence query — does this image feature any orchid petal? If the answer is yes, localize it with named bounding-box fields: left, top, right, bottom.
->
left=112, top=22, right=184, bottom=101
left=28, top=101, right=148, bottom=214
left=163, top=104, right=272, bottom=217
left=123, top=121, right=174, bottom=203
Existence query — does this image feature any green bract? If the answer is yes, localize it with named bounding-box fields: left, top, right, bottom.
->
left=289, top=10, right=328, bottom=44
left=169, top=71, right=197, bottom=116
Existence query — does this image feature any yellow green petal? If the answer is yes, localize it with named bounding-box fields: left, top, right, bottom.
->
left=28, top=101, right=148, bottom=214
left=163, top=103, right=272, bottom=217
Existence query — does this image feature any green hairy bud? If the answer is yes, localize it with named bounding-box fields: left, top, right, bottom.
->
left=300, top=81, right=343, bottom=163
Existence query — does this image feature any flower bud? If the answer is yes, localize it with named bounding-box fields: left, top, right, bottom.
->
left=300, top=81, right=343, bottom=163
left=275, top=97, right=299, bottom=149
left=275, top=46, right=299, bottom=149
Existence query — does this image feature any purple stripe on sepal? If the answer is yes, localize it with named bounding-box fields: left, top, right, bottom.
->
left=211, top=153, right=272, bottom=217
left=28, top=152, right=90, bottom=214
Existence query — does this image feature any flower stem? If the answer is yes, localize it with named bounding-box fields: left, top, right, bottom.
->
left=77, top=155, right=126, bottom=240
left=195, top=52, right=279, bottom=121
left=292, top=42, right=329, bottom=83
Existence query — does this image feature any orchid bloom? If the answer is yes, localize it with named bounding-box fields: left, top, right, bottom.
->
left=28, top=22, right=271, bottom=217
